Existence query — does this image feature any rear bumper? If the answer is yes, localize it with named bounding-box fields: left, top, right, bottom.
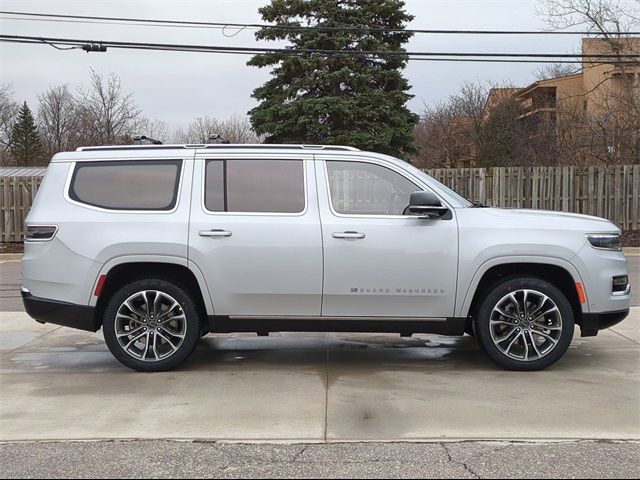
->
left=580, top=309, right=630, bottom=337
left=21, top=289, right=99, bottom=332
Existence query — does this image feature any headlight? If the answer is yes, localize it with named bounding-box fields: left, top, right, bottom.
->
left=586, top=233, right=621, bottom=251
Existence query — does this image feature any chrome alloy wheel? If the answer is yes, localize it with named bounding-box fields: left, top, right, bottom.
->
left=489, top=289, right=563, bottom=362
left=115, top=290, right=187, bottom=362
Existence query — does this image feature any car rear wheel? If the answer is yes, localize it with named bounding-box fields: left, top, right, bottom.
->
left=474, top=276, right=575, bottom=371
left=103, top=278, right=201, bottom=372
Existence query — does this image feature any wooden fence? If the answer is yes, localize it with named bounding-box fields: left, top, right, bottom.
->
left=1, top=175, right=44, bottom=242
left=1, top=165, right=639, bottom=242
left=426, top=165, right=640, bottom=231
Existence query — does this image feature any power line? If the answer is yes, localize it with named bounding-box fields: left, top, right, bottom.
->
left=0, top=35, right=640, bottom=65
left=2, top=10, right=640, bottom=36
left=1, top=34, right=639, bottom=62
left=0, top=16, right=221, bottom=29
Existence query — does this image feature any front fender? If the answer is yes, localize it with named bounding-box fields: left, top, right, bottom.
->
left=456, top=255, right=587, bottom=318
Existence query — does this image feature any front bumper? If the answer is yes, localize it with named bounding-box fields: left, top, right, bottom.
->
left=21, top=289, right=99, bottom=332
left=580, top=309, right=630, bottom=337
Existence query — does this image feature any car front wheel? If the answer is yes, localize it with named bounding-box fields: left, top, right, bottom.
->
left=475, top=276, right=575, bottom=371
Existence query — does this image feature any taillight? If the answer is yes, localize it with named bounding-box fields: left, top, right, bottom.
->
left=25, top=225, right=58, bottom=241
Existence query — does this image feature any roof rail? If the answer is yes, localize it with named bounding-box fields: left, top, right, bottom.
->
left=76, top=145, right=195, bottom=152
left=202, top=144, right=360, bottom=151
left=76, top=144, right=361, bottom=152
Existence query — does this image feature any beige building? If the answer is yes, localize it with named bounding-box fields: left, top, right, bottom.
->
left=518, top=38, right=639, bottom=121
left=485, top=37, right=640, bottom=165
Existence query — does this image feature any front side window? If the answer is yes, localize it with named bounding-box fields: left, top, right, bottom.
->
left=69, top=160, right=182, bottom=211
left=205, top=159, right=305, bottom=214
left=326, top=160, right=420, bottom=216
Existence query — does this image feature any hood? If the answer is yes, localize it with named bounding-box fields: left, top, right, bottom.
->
left=480, top=207, right=619, bottom=231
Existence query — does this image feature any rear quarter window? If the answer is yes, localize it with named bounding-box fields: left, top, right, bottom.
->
left=69, top=160, right=182, bottom=211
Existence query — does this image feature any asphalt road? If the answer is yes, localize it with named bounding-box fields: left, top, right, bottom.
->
left=1, top=440, right=639, bottom=479
left=2, top=254, right=639, bottom=311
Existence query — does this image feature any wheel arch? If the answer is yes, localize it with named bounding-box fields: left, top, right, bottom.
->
left=91, top=256, right=214, bottom=327
left=460, top=257, right=586, bottom=332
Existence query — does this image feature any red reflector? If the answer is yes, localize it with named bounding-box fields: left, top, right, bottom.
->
left=575, top=282, right=586, bottom=304
left=94, top=275, right=107, bottom=297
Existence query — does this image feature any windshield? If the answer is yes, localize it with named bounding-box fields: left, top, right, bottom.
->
left=392, top=159, right=474, bottom=208
left=428, top=176, right=475, bottom=207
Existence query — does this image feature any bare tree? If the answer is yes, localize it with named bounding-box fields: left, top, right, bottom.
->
left=534, top=63, right=581, bottom=80
left=77, top=69, right=142, bottom=145
left=538, top=0, right=639, bottom=35
left=136, top=118, right=171, bottom=143
left=221, top=114, right=262, bottom=143
left=538, top=0, right=640, bottom=164
left=0, top=83, right=19, bottom=164
left=413, top=103, right=473, bottom=168
left=413, top=82, right=488, bottom=168
left=38, top=84, right=78, bottom=155
left=175, top=114, right=260, bottom=144
left=174, top=116, right=220, bottom=144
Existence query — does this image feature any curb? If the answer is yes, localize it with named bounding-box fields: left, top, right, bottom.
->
left=0, top=253, right=22, bottom=261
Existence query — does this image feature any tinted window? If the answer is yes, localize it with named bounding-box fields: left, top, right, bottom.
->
left=70, top=160, right=182, bottom=211
left=326, top=161, right=419, bottom=216
left=204, top=160, right=225, bottom=212
left=205, top=160, right=305, bottom=214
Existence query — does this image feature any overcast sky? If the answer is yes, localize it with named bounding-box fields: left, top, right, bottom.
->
left=0, top=0, right=585, bottom=131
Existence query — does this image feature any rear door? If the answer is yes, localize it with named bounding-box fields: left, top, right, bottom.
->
left=188, top=153, right=322, bottom=317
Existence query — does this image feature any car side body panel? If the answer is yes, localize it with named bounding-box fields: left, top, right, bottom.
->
left=21, top=146, right=631, bottom=344
left=23, top=150, right=194, bottom=307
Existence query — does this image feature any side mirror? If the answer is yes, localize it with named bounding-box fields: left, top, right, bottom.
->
left=408, top=191, right=450, bottom=218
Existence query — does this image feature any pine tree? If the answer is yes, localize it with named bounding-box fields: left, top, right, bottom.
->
left=248, top=0, right=418, bottom=158
left=10, top=102, right=44, bottom=166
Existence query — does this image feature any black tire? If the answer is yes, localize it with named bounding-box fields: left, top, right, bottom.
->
left=474, top=276, right=574, bottom=371
left=103, top=278, right=202, bottom=372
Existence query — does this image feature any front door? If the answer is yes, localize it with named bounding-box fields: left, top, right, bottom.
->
left=316, top=157, right=459, bottom=318
left=189, top=155, right=323, bottom=317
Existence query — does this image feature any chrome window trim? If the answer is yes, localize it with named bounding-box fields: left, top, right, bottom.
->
left=322, top=157, right=453, bottom=220
left=201, top=158, right=309, bottom=217
left=63, top=159, right=186, bottom=214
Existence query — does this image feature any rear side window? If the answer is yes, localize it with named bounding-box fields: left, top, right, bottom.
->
left=205, top=159, right=305, bottom=214
left=69, top=160, right=182, bottom=211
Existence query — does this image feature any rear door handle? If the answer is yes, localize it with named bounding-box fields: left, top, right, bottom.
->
left=332, top=231, right=366, bottom=240
left=199, top=229, right=232, bottom=238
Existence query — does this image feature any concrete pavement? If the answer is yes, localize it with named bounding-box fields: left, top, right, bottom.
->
left=1, top=308, right=638, bottom=443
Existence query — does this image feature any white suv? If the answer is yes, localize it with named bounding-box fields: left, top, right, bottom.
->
left=21, top=144, right=631, bottom=371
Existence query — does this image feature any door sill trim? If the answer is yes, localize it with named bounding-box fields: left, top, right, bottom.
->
left=206, top=315, right=466, bottom=336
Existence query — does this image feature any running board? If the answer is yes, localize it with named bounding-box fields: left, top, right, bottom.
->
left=206, top=316, right=467, bottom=336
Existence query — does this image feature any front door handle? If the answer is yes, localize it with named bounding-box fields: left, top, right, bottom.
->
left=199, top=229, right=232, bottom=238
left=332, top=231, right=366, bottom=240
